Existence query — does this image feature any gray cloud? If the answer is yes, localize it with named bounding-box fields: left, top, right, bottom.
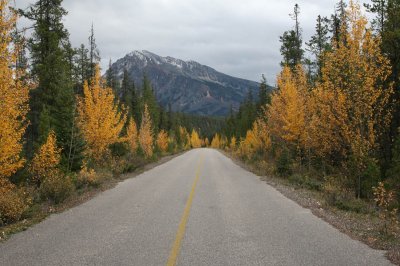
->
left=15, top=0, right=368, bottom=83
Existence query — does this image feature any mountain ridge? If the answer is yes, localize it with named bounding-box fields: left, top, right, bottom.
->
left=110, top=50, right=266, bottom=116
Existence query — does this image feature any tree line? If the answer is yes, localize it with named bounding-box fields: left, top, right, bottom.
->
left=213, top=0, right=400, bottom=226
left=0, top=0, right=210, bottom=225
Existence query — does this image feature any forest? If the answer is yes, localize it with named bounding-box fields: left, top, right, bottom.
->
left=1, top=0, right=400, bottom=243
left=216, top=0, right=400, bottom=236
left=0, top=0, right=211, bottom=227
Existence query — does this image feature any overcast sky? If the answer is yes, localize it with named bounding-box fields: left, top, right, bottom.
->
left=15, top=0, right=370, bottom=83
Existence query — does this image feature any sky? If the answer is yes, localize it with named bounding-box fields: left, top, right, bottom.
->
left=14, top=0, right=370, bottom=83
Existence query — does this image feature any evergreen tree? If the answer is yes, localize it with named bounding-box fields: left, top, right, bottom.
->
left=142, top=75, right=160, bottom=133
left=257, top=75, right=270, bottom=113
left=120, top=69, right=136, bottom=112
left=306, top=15, right=331, bottom=79
left=88, top=24, right=100, bottom=79
left=131, top=81, right=141, bottom=124
left=73, top=44, right=90, bottom=93
left=379, top=0, right=400, bottom=174
left=106, top=59, right=118, bottom=91
left=21, top=0, right=75, bottom=164
left=330, top=0, right=348, bottom=48
left=280, top=4, right=304, bottom=69
left=364, top=0, right=388, bottom=34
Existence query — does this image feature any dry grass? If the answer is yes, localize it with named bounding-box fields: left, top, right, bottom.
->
left=223, top=150, right=400, bottom=265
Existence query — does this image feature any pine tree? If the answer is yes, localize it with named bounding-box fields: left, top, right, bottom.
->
left=257, top=75, right=270, bottom=113
left=73, top=44, right=90, bottom=93
left=142, top=75, right=160, bottom=133
left=280, top=4, right=304, bottom=69
left=21, top=0, right=75, bottom=161
left=330, top=0, right=348, bottom=48
left=88, top=24, right=100, bottom=79
left=106, top=59, right=118, bottom=91
left=364, top=0, right=388, bottom=34
left=306, top=15, right=331, bottom=79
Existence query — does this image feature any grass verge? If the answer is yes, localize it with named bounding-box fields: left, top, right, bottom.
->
left=222, top=150, right=400, bottom=265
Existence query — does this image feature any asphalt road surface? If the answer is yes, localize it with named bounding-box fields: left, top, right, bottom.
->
left=0, top=148, right=393, bottom=265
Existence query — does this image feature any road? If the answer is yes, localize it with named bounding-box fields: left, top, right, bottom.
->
left=0, top=148, right=392, bottom=265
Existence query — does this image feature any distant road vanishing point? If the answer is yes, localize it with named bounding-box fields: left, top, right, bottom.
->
left=0, top=149, right=392, bottom=265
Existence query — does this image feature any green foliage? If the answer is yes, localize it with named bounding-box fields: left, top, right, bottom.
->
left=142, top=75, right=160, bottom=133
left=109, top=142, right=130, bottom=157
left=288, top=174, right=322, bottom=191
left=334, top=198, right=370, bottom=214
left=276, top=150, right=292, bottom=177
left=22, top=0, right=75, bottom=166
left=280, top=4, right=304, bottom=69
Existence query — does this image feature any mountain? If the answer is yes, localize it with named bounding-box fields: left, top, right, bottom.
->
left=110, top=50, right=266, bottom=116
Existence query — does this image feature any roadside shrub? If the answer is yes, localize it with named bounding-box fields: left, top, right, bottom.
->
left=322, top=175, right=348, bottom=206
left=360, top=159, right=380, bottom=199
left=276, top=149, right=292, bottom=177
left=0, top=178, right=30, bottom=224
left=334, top=198, right=370, bottom=214
left=288, top=174, right=322, bottom=191
left=373, top=182, right=399, bottom=235
left=109, top=142, right=129, bottom=157
left=76, top=166, right=99, bottom=187
left=39, top=173, right=74, bottom=204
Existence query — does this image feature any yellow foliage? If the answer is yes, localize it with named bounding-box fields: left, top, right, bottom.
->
left=267, top=65, right=308, bottom=150
left=373, top=182, right=399, bottom=235
left=190, top=129, right=202, bottom=148
left=310, top=1, right=392, bottom=161
left=139, top=104, right=154, bottom=158
left=126, top=118, right=138, bottom=153
left=77, top=165, right=99, bottom=186
left=239, top=122, right=262, bottom=158
left=229, top=136, right=237, bottom=151
left=211, top=133, right=221, bottom=149
left=0, top=1, right=32, bottom=179
left=77, top=65, right=126, bottom=162
left=29, top=131, right=62, bottom=185
left=156, top=130, right=169, bottom=153
left=205, top=138, right=210, bottom=147
left=0, top=178, right=29, bottom=223
left=179, top=126, right=190, bottom=150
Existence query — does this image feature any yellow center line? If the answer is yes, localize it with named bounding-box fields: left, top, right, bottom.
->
left=166, top=156, right=204, bottom=266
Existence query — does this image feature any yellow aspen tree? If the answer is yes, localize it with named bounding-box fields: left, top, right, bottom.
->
left=312, top=1, right=392, bottom=164
left=29, top=131, right=61, bottom=185
left=230, top=136, right=237, bottom=151
left=267, top=65, right=308, bottom=151
left=0, top=1, right=31, bottom=179
left=178, top=126, right=190, bottom=150
left=211, top=133, right=221, bottom=148
left=77, top=65, right=126, bottom=162
left=126, top=117, right=138, bottom=153
left=190, top=129, right=202, bottom=148
left=205, top=138, right=210, bottom=147
left=139, top=104, right=154, bottom=158
left=156, top=130, right=169, bottom=153
left=239, top=121, right=265, bottom=158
